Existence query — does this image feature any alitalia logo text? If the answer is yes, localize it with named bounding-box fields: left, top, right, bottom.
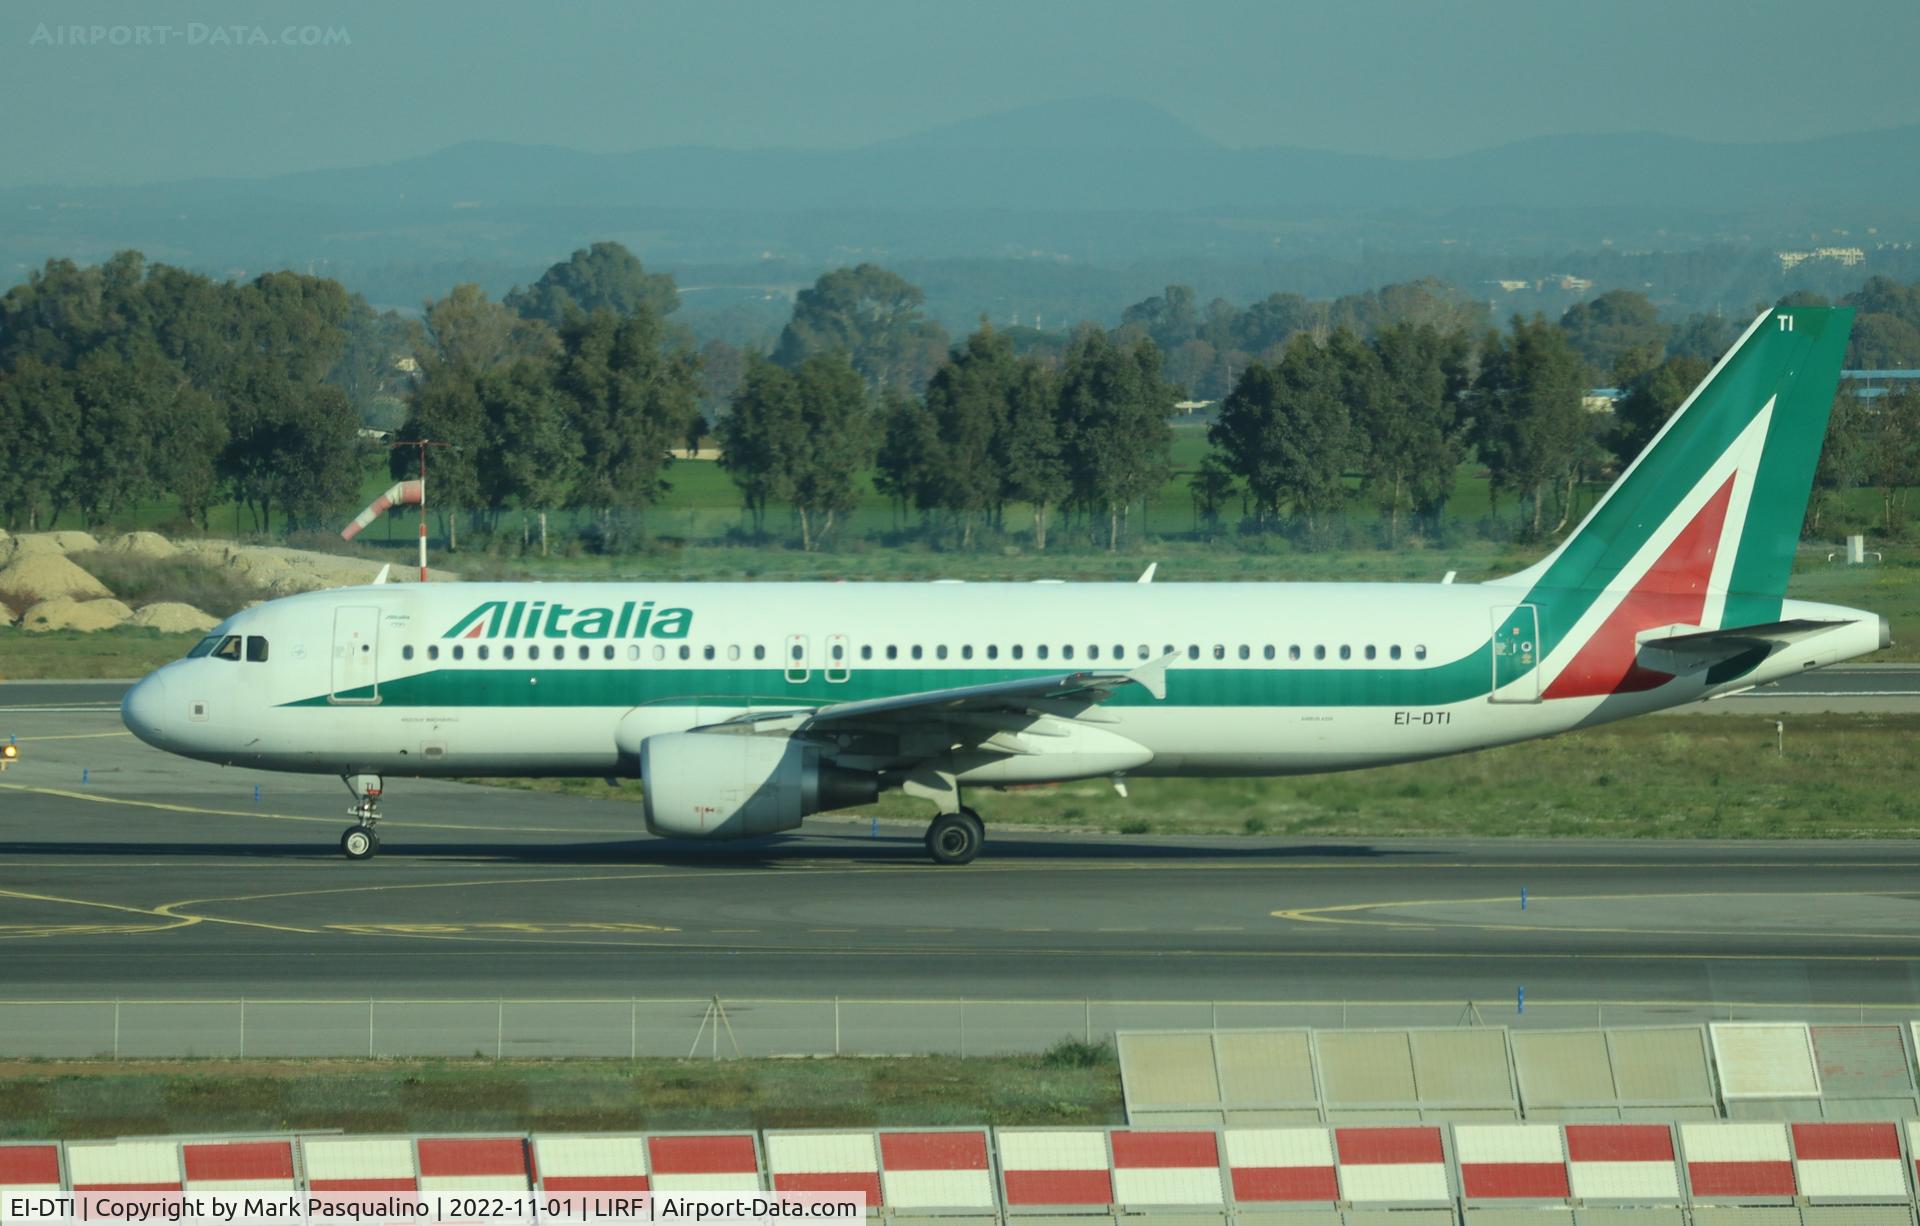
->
left=443, top=600, right=692, bottom=640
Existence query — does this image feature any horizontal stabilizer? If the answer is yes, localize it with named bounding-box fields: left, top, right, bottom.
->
left=1635, top=618, right=1853, bottom=673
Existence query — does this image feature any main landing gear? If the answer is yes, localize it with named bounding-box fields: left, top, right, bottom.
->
left=925, top=806, right=985, bottom=866
left=340, top=773, right=383, bottom=861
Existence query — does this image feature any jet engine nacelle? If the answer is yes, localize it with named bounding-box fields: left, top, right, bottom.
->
left=640, top=731, right=879, bottom=840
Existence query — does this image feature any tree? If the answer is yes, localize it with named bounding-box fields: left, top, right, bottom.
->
left=872, top=389, right=941, bottom=529
left=1120, top=285, right=1200, bottom=352
left=718, top=356, right=804, bottom=537
left=1365, top=323, right=1469, bottom=542
left=506, top=241, right=679, bottom=327
left=1667, top=312, right=1737, bottom=363
left=1610, top=354, right=1711, bottom=467
left=1808, top=388, right=1867, bottom=535
left=1473, top=316, right=1594, bottom=537
left=998, top=360, right=1066, bottom=549
left=773, top=264, right=948, bottom=394
left=420, top=283, right=553, bottom=378
left=0, top=358, right=80, bottom=529
left=1056, top=329, right=1177, bottom=549
left=474, top=359, right=582, bottom=552
left=1188, top=454, right=1237, bottom=536
left=553, top=308, right=702, bottom=549
left=1845, top=314, right=1920, bottom=369
left=1207, top=334, right=1354, bottom=540
left=1559, top=290, right=1668, bottom=381
left=787, top=352, right=875, bottom=550
left=1861, top=387, right=1920, bottom=532
left=921, top=325, right=1020, bottom=544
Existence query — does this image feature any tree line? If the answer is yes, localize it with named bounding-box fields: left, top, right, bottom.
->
left=4, top=242, right=1918, bottom=549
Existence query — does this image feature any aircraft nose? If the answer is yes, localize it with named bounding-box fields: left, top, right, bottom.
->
left=122, top=671, right=175, bottom=749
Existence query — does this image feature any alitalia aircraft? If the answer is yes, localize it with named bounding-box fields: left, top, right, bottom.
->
left=122, top=306, right=1884, bottom=864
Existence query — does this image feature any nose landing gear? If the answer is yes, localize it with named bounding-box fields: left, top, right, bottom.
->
left=340, top=773, right=383, bottom=860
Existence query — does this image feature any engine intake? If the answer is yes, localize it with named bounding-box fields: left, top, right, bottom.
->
left=640, top=731, right=878, bottom=839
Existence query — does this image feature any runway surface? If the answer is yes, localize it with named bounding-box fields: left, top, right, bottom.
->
left=1, top=696, right=1917, bottom=1011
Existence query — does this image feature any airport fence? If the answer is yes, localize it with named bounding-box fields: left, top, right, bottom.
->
left=0, top=997, right=1917, bottom=1060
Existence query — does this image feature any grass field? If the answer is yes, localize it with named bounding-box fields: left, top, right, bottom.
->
left=484, top=714, right=1920, bottom=840
left=0, top=627, right=196, bottom=680
left=0, top=1050, right=1123, bottom=1140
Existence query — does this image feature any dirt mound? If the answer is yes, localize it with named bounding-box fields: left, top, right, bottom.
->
left=109, top=531, right=177, bottom=559
left=4, top=534, right=73, bottom=562
left=0, top=553, right=113, bottom=601
left=128, top=602, right=219, bottom=633
left=20, top=596, right=133, bottom=632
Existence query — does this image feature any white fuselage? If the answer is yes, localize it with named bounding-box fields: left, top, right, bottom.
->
left=121, top=579, right=1884, bottom=787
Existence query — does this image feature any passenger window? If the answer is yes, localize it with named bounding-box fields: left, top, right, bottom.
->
left=1113, top=645, right=1125, bottom=660
left=477, top=645, right=489, bottom=661
left=911, top=645, right=923, bottom=660
left=860, top=645, right=872, bottom=661
left=1414, top=644, right=1428, bottom=660
left=452, top=645, right=464, bottom=661
left=1012, top=645, right=1024, bottom=660
left=1062, top=645, right=1074, bottom=660
left=1138, top=645, right=1150, bottom=659
left=753, top=645, right=765, bottom=661
left=529, top=645, right=541, bottom=661
left=402, top=645, right=414, bottom=661
left=1037, top=645, right=1049, bottom=660
left=1239, top=645, right=1250, bottom=660
left=1339, top=645, right=1352, bottom=660
left=1213, top=644, right=1225, bottom=660
left=1313, top=645, right=1326, bottom=660
left=1390, top=645, right=1402, bottom=661
left=987, top=645, right=999, bottom=659
left=680, top=645, right=691, bottom=660
left=212, top=635, right=242, bottom=661
left=1263, top=645, right=1275, bottom=660
left=832, top=643, right=845, bottom=661
left=1289, top=646, right=1300, bottom=660
left=962, top=645, right=973, bottom=660
left=728, top=645, right=740, bottom=661
left=578, top=645, right=590, bottom=661
left=1085, top=646, right=1098, bottom=661
left=1187, top=645, right=1200, bottom=660
left=936, top=645, right=948, bottom=660
left=1163, top=644, right=1176, bottom=657
left=792, top=643, right=804, bottom=661
left=245, top=636, right=269, bottom=663
left=704, top=645, right=716, bottom=661
left=653, top=645, right=666, bottom=661
left=1364, top=645, right=1376, bottom=660
left=887, top=646, right=898, bottom=660
left=427, top=645, right=440, bottom=661
left=504, top=645, right=515, bottom=661
left=605, top=645, right=615, bottom=660
left=627, top=645, right=639, bottom=661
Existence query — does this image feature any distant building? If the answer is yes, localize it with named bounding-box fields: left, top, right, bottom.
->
left=1777, top=246, right=1865, bottom=272
left=1842, top=369, right=1920, bottom=399
left=1583, top=388, right=1621, bottom=413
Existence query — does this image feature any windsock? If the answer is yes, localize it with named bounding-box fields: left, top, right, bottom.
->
left=341, top=479, right=424, bottom=540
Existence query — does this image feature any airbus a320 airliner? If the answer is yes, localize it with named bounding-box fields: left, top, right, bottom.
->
left=122, top=306, right=1885, bottom=864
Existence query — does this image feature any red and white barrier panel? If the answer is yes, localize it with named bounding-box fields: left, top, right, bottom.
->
left=1222, top=1128, right=1338, bottom=1205
left=1910, top=1122, right=1920, bottom=1193
left=1454, top=1124, right=1569, bottom=1202
left=1789, top=1122, right=1909, bottom=1202
left=643, top=1135, right=761, bottom=1193
left=1680, top=1123, right=1796, bottom=1201
left=63, top=1141, right=181, bottom=1192
left=181, top=1140, right=296, bottom=1192
left=995, top=1131, right=1112, bottom=1210
left=877, top=1131, right=995, bottom=1212
left=1563, top=1124, right=1683, bottom=1204
left=765, top=1134, right=880, bottom=1205
left=416, top=1139, right=530, bottom=1193
left=531, top=1136, right=649, bottom=1192
left=1333, top=1126, right=1450, bottom=1205
left=301, top=1137, right=418, bottom=1192
left=1109, top=1130, right=1223, bottom=1208
left=0, top=1145, right=63, bottom=1220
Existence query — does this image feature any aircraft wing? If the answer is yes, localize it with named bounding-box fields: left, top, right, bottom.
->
left=706, top=654, right=1173, bottom=739
left=1635, top=618, right=1854, bottom=673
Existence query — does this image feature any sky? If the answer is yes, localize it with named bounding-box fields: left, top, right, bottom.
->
left=4, top=0, right=1917, bottom=186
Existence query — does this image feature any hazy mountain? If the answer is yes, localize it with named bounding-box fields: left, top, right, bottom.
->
left=9, top=98, right=1918, bottom=214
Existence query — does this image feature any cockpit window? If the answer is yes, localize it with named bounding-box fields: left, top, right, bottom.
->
left=187, top=635, right=222, bottom=659
left=245, top=636, right=269, bottom=663
left=211, top=635, right=242, bottom=661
